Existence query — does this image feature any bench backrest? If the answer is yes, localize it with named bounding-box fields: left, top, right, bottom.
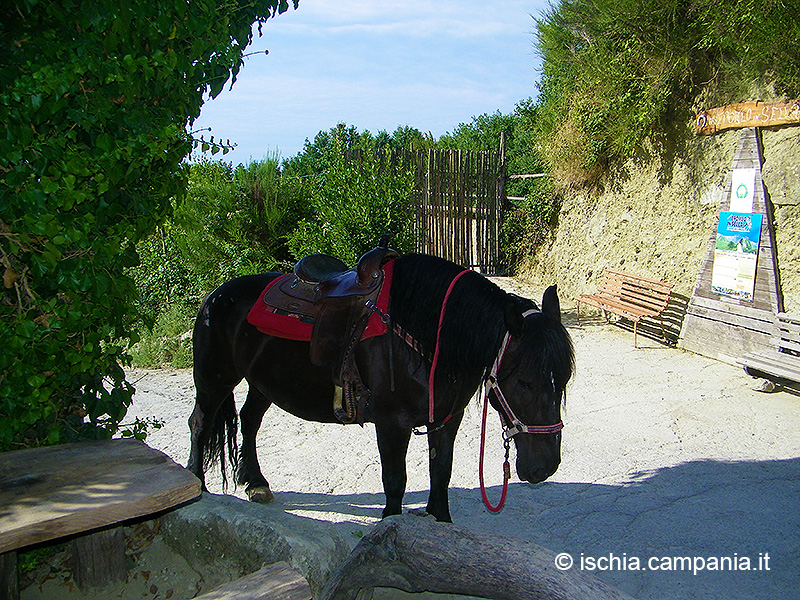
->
left=775, top=313, right=800, bottom=356
left=598, top=268, right=673, bottom=312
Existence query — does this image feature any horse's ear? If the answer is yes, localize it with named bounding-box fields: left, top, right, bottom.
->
left=542, top=285, right=561, bottom=323
left=504, top=299, right=525, bottom=336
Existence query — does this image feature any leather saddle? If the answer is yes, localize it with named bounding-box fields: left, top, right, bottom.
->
left=261, top=235, right=398, bottom=423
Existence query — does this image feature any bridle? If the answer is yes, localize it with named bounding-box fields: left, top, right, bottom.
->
left=486, top=308, right=564, bottom=438
left=402, top=270, right=563, bottom=511
left=479, top=308, right=564, bottom=513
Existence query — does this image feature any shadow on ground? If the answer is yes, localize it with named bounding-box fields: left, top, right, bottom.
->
left=273, top=457, right=800, bottom=600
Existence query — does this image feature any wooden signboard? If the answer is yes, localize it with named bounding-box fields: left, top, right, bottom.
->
left=679, top=128, right=783, bottom=364
left=695, top=99, right=800, bottom=134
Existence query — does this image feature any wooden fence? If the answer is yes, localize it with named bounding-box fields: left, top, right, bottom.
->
left=348, top=146, right=507, bottom=273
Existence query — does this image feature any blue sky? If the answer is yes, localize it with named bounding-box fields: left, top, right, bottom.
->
left=192, top=0, right=553, bottom=165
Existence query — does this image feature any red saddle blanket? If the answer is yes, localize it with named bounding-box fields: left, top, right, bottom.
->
left=246, top=259, right=394, bottom=342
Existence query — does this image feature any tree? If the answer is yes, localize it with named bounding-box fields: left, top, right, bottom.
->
left=286, top=131, right=416, bottom=265
left=533, top=0, right=800, bottom=189
left=0, top=0, right=298, bottom=450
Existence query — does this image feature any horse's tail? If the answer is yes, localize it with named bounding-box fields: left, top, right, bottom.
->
left=203, top=391, right=239, bottom=490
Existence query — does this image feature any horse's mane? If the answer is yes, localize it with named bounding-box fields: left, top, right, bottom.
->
left=390, top=253, right=574, bottom=405
left=519, top=310, right=575, bottom=405
left=389, top=254, right=523, bottom=400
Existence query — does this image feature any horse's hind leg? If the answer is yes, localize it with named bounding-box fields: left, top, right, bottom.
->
left=237, top=386, right=274, bottom=503
left=187, top=386, right=236, bottom=490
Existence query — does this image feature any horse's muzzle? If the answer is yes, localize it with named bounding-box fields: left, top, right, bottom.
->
left=518, top=461, right=560, bottom=484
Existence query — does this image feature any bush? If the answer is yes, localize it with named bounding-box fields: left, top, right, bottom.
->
left=129, top=303, right=195, bottom=369
left=287, top=134, right=416, bottom=265
left=501, top=181, right=561, bottom=270
left=0, top=0, right=297, bottom=451
left=533, top=0, right=800, bottom=189
left=127, top=157, right=311, bottom=369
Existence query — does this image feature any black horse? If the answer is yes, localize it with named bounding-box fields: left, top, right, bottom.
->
left=187, top=252, right=574, bottom=522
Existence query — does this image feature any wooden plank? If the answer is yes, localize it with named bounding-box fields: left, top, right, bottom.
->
left=577, top=295, right=655, bottom=319
left=606, top=268, right=674, bottom=289
left=0, top=439, right=201, bottom=554
left=684, top=303, right=773, bottom=334
left=687, top=298, right=769, bottom=325
left=680, top=308, right=772, bottom=364
left=695, top=100, right=800, bottom=134
left=196, top=562, right=312, bottom=600
left=739, top=352, right=800, bottom=381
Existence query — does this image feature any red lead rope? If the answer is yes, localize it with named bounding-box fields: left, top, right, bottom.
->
left=428, top=269, right=471, bottom=423
left=479, top=384, right=511, bottom=512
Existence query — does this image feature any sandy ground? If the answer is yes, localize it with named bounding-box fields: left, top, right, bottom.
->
left=21, top=282, right=800, bottom=599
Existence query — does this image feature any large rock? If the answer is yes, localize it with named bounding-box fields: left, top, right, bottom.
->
left=160, top=492, right=350, bottom=597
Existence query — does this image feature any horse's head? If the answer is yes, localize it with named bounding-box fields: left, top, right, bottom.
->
left=490, top=285, right=574, bottom=484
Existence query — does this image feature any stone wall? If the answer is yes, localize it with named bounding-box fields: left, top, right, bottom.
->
left=521, top=126, right=800, bottom=314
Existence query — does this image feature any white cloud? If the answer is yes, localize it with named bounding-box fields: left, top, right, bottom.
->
left=194, top=0, right=550, bottom=163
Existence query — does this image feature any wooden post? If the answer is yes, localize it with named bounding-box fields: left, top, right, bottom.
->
left=72, top=527, right=127, bottom=590
left=679, top=127, right=783, bottom=363
left=1, top=551, right=19, bottom=600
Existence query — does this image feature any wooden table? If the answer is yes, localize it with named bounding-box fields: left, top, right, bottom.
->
left=0, top=438, right=201, bottom=598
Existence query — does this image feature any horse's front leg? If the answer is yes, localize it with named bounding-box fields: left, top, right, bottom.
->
left=375, top=421, right=412, bottom=518
left=237, top=387, right=274, bottom=503
left=426, top=410, right=465, bottom=522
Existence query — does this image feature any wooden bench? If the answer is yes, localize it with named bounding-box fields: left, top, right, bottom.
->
left=576, top=269, right=673, bottom=347
left=0, top=438, right=201, bottom=599
left=738, top=312, right=800, bottom=390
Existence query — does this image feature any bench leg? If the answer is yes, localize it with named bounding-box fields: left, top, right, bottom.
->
left=633, top=321, right=638, bottom=348
left=1, top=551, right=19, bottom=600
left=72, top=526, right=127, bottom=590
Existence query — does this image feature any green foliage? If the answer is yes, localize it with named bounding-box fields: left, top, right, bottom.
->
left=287, top=133, right=417, bottom=265
left=438, top=111, right=516, bottom=151
left=501, top=181, right=561, bottom=270
left=282, top=123, right=434, bottom=178
left=0, top=0, right=297, bottom=451
left=534, top=0, right=800, bottom=188
left=128, top=303, right=195, bottom=369
left=172, top=157, right=310, bottom=287
left=127, top=157, right=309, bottom=367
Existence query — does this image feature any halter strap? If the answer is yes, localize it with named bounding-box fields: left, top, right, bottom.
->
left=479, top=307, right=563, bottom=512
left=485, top=308, right=564, bottom=438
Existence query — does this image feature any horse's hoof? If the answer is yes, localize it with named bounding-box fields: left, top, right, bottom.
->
left=247, top=485, right=274, bottom=503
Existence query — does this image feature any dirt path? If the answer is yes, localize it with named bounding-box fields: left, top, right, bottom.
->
left=23, top=281, right=799, bottom=599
